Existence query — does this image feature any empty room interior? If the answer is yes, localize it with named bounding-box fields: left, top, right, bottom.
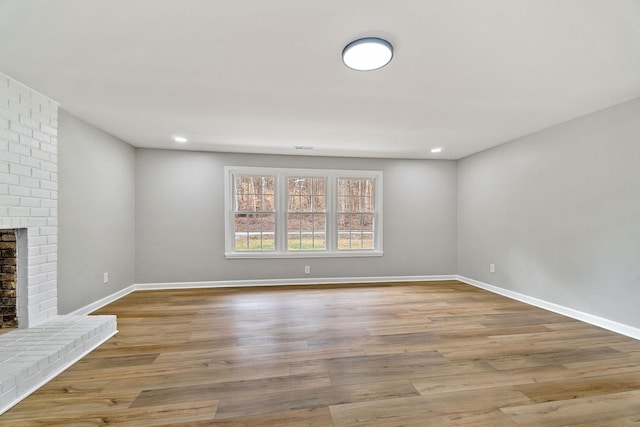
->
left=1, top=1, right=640, bottom=425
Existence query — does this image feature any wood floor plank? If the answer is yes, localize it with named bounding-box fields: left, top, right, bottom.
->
left=208, top=407, right=334, bottom=426
left=514, top=370, right=640, bottom=403
left=329, top=388, right=529, bottom=427
left=501, top=389, right=640, bottom=426
left=1, top=280, right=639, bottom=426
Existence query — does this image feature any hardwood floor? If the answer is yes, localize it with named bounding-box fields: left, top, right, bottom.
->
left=1, top=280, right=640, bottom=426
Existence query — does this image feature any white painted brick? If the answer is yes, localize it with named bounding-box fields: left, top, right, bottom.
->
left=31, top=169, right=50, bottom=181
left=19, top=115, right=39, bottom=130
left=0, top=149, right=21, bottom=164
left=0, top=106, right=19, bottom=122
left=9, top=119, right=32, bottom=136
left=0, top=129, right=20, bottom=145
left=33, top=130, right=50, bottom=144
left=8, top=79, right=31, bottom=97
left=40, top=180, right=57, bottom=191
left=30, top=149, right=49, bottom=161
left=0, top=206, right=7, bottom=217
left=41, top=106, right=58, bottom=120
left=0, top=116, right=8, bottom=129
left=50, top=172, right=57, bottom=183
left=19, top=176, right=39, bottom=189
left=19, top=197, right=40, bottom=208
left=0, top=387, right=18, bottom=410
left=0, top=163, right=7, bottom=173
left=8, top=99, right=31, bottom=117
left=27, top=273, right=47, bottom=286
left=20, top=156, right=41, bottom=169
left=0, top=74, right=8, bottom=87
left=27, top=264, right=41, bottom=280
left=19, top=94, right=44, bottom=113
left=28, top=254, right=49, bottom=266
left=47, top=235, right=57, bottom=244
left=2, top=86, right=20, bottom=103
left=9, top=163, right=31, bottom=177
left=40, top=124, right=57, bottom=137
left=30, top=110, right=50, bottom=126
left=40, top=161, right=56, bottom=173
left=39, top=142, right=57, bottom=155
left=41, top=199, right=56, bottom=208
left=10, top=185, right=31, bottom=197
left=28, top=250, right=42, bottom=263
left=50, top=191, right=57, bottom=200
left=39, top=226, right=57, bottom=236
left=26, top=217, right=47, bottom=227
left=18, top=135, right=40, bottom=149
left=8, top=141, right=30, bottom=156
left=0, top=375, right=16, bottom=394
left=29, top=207, right=49, bottom=217
left=8, top=206, right=30, bottom=217
left=0, top=172, right=20, bottom=185
left=31, top=188, right=50, bottom=199
left=0, top=195, right=20, bottom=205
left=39, top=262, right=57, bottom=274
left=28, top=235, right=47, bottom=246
left=0, top=184, right=8, bottom=194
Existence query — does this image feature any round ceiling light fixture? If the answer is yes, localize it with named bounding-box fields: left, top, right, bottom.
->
left=342, top=37, right=393, bottom=71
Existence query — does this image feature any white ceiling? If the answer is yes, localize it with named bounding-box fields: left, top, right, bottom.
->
left=1, top=0, right=639, bottom=160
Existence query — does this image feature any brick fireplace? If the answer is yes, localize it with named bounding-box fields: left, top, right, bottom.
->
left=1, top=72, right=117, bottom=414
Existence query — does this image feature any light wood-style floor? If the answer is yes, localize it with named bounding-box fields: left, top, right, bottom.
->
left=1, top=280, right=640, bottom=426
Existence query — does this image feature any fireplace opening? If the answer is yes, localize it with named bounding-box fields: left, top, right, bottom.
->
left=0, top=229, right=18, bottom=330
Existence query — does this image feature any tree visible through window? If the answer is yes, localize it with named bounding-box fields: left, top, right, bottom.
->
left=338, top=178, right=375, bottom=250
left=288, top=177, right=326, bottom=250
left=234, top=175, right=275, bottom=250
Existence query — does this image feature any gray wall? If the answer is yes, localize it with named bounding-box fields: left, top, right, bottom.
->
left=135, top=149, right=457, bottom=283
left=58, top=110, right=136, bottom=313
left=458, top=98, right=640, bottom=328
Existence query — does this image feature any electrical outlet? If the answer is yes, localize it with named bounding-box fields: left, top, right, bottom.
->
left=489, top=264, right=495, bottom=273
left=103, top=272, right=109, bottom=283
left=304, top=265, right=310, bottom=275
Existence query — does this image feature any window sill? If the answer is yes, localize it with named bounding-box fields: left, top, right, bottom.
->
left=225, top=250, right=383, bottom=259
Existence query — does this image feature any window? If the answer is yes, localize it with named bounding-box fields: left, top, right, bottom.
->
left=225, top=166, right=382, bottom=258
left=233, top=175, right=275, bottom=251
left=287, top=177, right=326, bottom=251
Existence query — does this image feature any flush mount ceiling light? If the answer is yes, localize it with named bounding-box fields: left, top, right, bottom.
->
left=430, top=147, right=443, bottom=154
left=342, top=37, right=393, bottom=71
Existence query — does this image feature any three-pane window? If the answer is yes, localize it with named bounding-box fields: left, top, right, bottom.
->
left=225, top=167, right=382, bottom=258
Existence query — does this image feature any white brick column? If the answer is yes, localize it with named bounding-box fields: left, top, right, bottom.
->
left=0, top=72, right=59, bottom=327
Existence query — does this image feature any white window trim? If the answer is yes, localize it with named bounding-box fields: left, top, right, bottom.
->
left=224, top=166, right=383, bottom=259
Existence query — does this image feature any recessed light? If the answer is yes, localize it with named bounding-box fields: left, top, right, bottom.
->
left=343, top=37, right=393, bottom=71
left=173, top=136, right=188, bottom=143
left=430, top=147, right=443, bottom=154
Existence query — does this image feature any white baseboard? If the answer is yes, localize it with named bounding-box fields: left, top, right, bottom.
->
left=457, top=275, right=640, bottom=340
left=68, top=285, right=136, bottom=316
left=134, top=275, right=458, bottom=291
